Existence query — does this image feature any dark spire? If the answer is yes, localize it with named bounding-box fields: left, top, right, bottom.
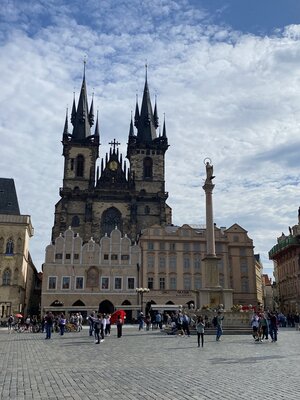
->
left=71, top=60, right=91, bottom=140
left=162, top=113, right=167, bottom=138
left=129, top=112, right=134, bottom=136
left=94, top=110, right=99, bottom=137
left=136, top=66, right=157, bottom=143
left=153, top=95, right=159, bottom=129
left=89, top=93, right=94, bottom=127
left=134, top=94, right=139, bottom=128
left=63, top=108, right=69, bottom=136
left=71, top=93, right=76, bottom=125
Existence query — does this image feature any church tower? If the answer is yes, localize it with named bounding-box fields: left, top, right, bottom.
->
left=127, top=68, right=170, bottom=229
left=52, top=65, right=171, bottom=245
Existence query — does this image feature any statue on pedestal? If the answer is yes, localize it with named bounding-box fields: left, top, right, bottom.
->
left=205, top=160, right=215, bottom=184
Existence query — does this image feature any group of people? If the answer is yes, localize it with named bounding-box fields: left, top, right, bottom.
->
left=88, top=312, right=123, bottom=343
left=251, top=311, right=279, bottom=342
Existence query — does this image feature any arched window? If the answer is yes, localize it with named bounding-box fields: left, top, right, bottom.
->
left=2, top=269, right=11, bottom=286
left=101, top=207, right=122, bottom=237
left=76, top=155, right=84, bottom=177
left=71, top=216, right=80, bottom=227
left=143, top=157, right=153, bottom=179
left=5, top=239, right=14, bottom=255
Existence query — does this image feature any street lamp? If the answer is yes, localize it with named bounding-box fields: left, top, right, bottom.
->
left=136, top=287, right=150, bottom=314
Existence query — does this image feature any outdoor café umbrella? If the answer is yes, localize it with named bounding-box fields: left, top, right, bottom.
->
left=15, top=313, right=23, bottom=318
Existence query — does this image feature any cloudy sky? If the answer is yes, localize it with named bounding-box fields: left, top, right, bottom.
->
left=1, top=0, right=300, bottom=276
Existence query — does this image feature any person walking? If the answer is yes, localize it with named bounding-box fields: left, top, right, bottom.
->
left=105, top=314, right=111, bottom=336
left=216, top=311, right=224, bottom=341
left=116, top=315, right=123, bottom=338
left=59, top=313, right=66, bottom=336
left=93, top=314, right=101, bottom=344
left=196, top=316, right=205, bottom=348
left=7, top=315, right=14, bottom=333
left=45, top=311, right=54, bottom=340
left=269, top=312, right=278, bottom=342
left=138, top=312, right=144, bottom=331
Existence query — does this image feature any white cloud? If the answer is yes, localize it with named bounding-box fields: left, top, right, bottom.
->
left=0, top=0, right=300, bottom=278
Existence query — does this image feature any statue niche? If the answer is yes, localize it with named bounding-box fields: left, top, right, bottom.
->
left=86, top=267, right=99, bottom=288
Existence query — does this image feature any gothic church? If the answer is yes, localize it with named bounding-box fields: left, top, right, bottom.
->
left=52, top=67, right=172, bottom=244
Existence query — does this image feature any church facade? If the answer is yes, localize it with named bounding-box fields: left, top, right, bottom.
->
left=41, top=67, right=263, bottom=318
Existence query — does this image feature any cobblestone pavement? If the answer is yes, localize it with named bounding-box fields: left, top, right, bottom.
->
left=0, top=326, right=300, bottom=400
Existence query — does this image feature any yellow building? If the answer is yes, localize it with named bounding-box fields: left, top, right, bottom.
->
left=0, top=178, right=39, bottom=321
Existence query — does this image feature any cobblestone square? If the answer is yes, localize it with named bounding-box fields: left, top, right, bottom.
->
left=0, top=326, right=299, bottom=399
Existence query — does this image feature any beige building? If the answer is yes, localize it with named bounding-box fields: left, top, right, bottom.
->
left=41, top=227, right=141, bottom=320
left=138, top=223, right=262, bottom=313
left=0, top=178, right=39, bottom=321
left=269, top=208, right=300, bottom=313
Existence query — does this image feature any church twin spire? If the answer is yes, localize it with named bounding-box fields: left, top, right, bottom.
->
left=63, top=62, right=98, bottom=142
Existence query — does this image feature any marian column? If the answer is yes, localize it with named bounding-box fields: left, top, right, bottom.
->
left=202, top=159, right=220, bottom=288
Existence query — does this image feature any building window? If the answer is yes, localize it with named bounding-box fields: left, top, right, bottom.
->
left=184, top=276, right=191, bottom=290
left=169, top=242, right=176, bottom=251
left=195, top=277, right=202, bottom=289
left=71, top=216, right=80, bottom=227
left=75, top=277, right=84, bottom=289
left=145, top=206, right=150, bottom=214
left=241, top=277, right=249, bottom=292
left=114, top=277, right=122, bottom=290
left=143, top=157, right=153, bottom=179
left=148, top=277, right=154, bottom=289
left=127, top=277, right=135, bottom=290
left=159, top=277, right=165, bottom=290
left=121, top=255, right=129, bottom=260
left=147, top=255, right=154, bottom=270
left=183, top=243, right=190, bottom=251
left=159, top=256, right=166, bottom=270
left=74, top=254, right=79, bottom=260
left=5, top=239, right=14, bottom=255
left=101, top=277, right=109, bottom=290
left=48, top=277, right=57, bottom=290
left=104, top=254, right=109, bottom=260
left=169, top=256, right=177, bottom=272
left=111, top=254, right=118, bottom=260
left=55, top=253, right=63, bottom=260
left=62, top=276, right=70, bottom=290
left=241, top=264, right=248, bottom=274
left=194, top=256, right=201, bottom=271
left=147, top=242, right=154, bottom=250
left=76, top=154, right=84, bottom=177
left=101, top=207, right=122, bottom=237
left=240, top=248, right=246, bottom=256
left=66, top=254, right=71, bottom=260
left=159, top=242, right=165, bottom=251
left=2, top=269, right=11, bottom=285
left=233, top=235, right=239, bottom=242
left=170, top=276, right=177, bottom=290
left=184, top=257, right=190, bottom=270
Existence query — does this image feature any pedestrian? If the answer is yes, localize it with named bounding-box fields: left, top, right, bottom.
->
left=216, top=311, right=224, bottom=341
left=117, top=315, right=123, bottom=338
left=269, top=312, right=278, bottom=342
left=59, top=313, right=66, bottom=336
left=138, top=312, right=144, bottom=331
left=7, top=315, right=14, bottom=333
left=88, top=312, right=95, bottom=336
left=182, top=313, right=190, bottom=336
left=93, top=314, right=101, bottom=344
left=45, top=311, right=54, bottom=339
left=196, top=316, right=205, bottom=348
left=251, top=312, right=260, bottom=342
left=101, top=314, right=106, bottom=342
left=105, top=314, right=111, bottom=336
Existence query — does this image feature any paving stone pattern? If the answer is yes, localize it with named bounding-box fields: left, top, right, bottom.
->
left=0, top=327, right=300, bottom=399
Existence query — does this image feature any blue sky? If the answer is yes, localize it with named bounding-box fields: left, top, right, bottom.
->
left=1, top=0, right=300, bottom=277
